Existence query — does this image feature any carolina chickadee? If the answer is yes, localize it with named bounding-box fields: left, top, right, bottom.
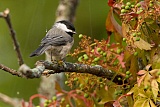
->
left=29, top=20, right=76, bottom=61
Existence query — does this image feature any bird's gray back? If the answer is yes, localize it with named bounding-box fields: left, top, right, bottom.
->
left=40, top=27, right=73, bottom=46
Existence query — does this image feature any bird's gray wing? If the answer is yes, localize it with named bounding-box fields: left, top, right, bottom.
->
left=40, top=28, right=72, bottom=46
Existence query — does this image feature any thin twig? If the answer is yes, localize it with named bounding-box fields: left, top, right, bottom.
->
left=0, top=92, right=22, bottom=107
left=0, top=9, right=24, bottom=66
left=0, top=64, right=25, bottom=78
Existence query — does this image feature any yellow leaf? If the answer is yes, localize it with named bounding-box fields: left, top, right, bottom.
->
left=138, top=93, right=147, bottom=98
left=144, top=73, right=151, bottom=87
left=149, top=69, right=159, bottom=75
left=133, top=98, right=150, bottom=107
left=151, top=79, right=159, bottom=102
left=149, top=99, right=156, bottom=107
left=127, top=96, right=134, bottom=107
left=122, top=23, right=129, bottom=38
left=127, top=84, right=138, bottom=95
left=156, top=97, right=160, bottom=102
left=133, top=37, right=152, bottom=50
left=157, top=76, right=160, bottom=83
left=141, top=99, right=150, bottom=107
left=97, top=86, right=114, bottom=104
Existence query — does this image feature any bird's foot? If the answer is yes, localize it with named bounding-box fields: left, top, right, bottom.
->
left=51, top=59, right=58, bottom=64
left=58, top=60, right=66, bottom=68
left=42, top=70, right=51, bottom=77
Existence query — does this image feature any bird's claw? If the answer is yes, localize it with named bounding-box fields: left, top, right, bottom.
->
left=58, top=60, right=66, bottom=68
left=51, top=59, right=58, bottom=64
left=42, top=70, right=51, bottom=77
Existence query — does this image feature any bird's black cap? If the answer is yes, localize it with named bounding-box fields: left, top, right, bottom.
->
left=57, top=20, right=75, bottom=32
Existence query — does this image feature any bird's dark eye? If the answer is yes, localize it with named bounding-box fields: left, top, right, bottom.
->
left=66, top=32, right=74, bottom=36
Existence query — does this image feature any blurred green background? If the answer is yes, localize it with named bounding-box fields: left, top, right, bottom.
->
left=0, top=0, right=109, bottom=106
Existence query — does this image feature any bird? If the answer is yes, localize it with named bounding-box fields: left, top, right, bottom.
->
left=29, top=20, right=76, bottom=62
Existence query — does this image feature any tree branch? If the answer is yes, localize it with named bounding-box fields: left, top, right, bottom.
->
left=55, top=0, right=79, bottom=22
left=0, top=9, right=24, bottom=66
left=42, top=61, right=114, bottom=79
left=0, top=61, right=115, bottom=79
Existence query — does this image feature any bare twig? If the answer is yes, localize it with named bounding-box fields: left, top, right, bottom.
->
left=0, top=64, right=25, bottom=77
left=0, top=9, right=24, bottom=66
left=0, top=92, right=22, bottom=107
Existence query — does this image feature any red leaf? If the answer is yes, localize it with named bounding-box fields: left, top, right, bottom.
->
left=137, top=70, right=147, bottom=75
left=105, top=35, right=111, bottom=43
left=106, top=10, right=115, bottom=33
left=128, top=12, right=139, bottom=17
left=29, top=94, right=48, bottom=107
left=108, top=0, right=116, bottom=7
left=137, top=74, right=146, bottom=87
left=121, top=12, right=139, bottom=22
left=117, top=53, right=125, bottom=68
left=110, top=10, right=122, bottom=36
left=139, top=1, right=147, bottom=10
left=106, top=9, right=123, bottom=37
left=113, top=100, right=122, bottom=107
left=21, top=100, right=27, bottom=107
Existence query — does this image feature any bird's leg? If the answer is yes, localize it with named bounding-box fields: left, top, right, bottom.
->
left=50, top=51, right=53, bottom=62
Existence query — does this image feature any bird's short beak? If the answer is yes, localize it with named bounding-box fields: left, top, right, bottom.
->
left=73, top=31, right=77, bottom=34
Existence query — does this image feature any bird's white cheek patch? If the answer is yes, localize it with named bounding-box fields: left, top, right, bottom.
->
left=55, top=23, right=73, bottom=33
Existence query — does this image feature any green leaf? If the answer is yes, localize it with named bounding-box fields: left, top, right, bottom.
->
left=144, top=18, right=154, bottom=24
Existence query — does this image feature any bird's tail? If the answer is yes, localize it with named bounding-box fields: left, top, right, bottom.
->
left=29, top=45, right=48, bottom=57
